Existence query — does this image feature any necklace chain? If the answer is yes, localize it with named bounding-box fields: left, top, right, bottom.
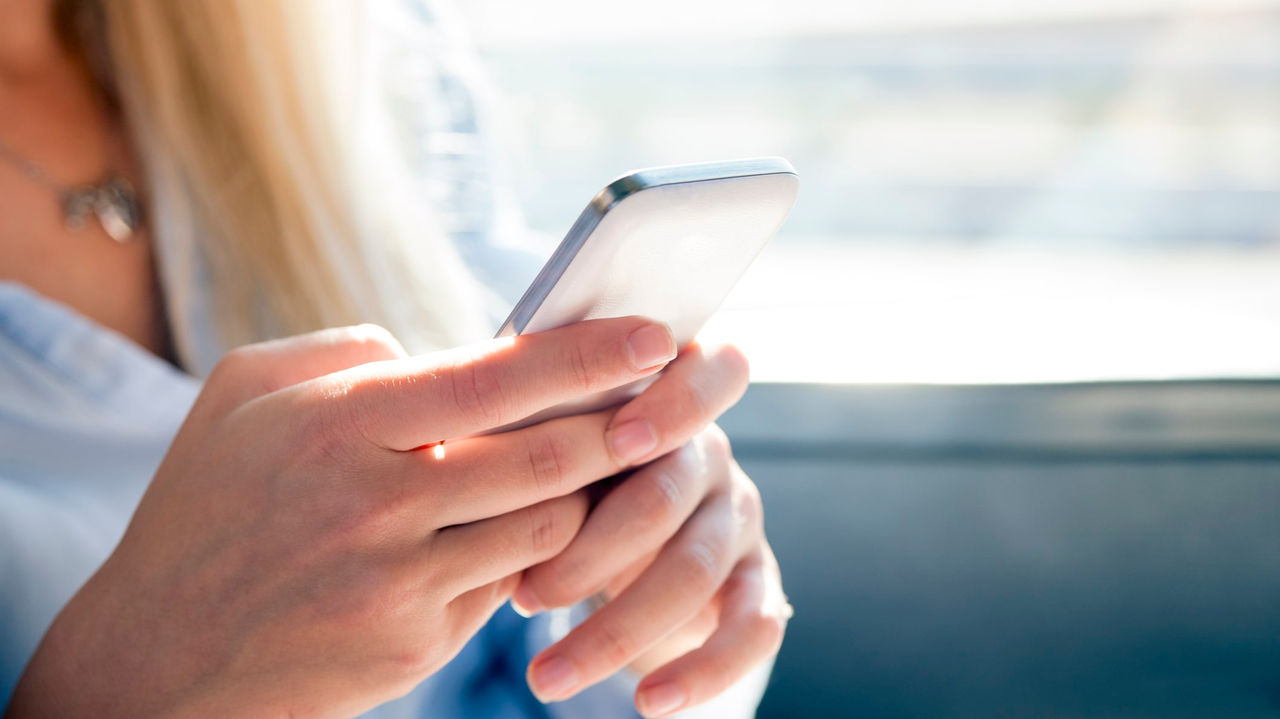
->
left=0, top=137, right=67, bottom=192
left=0, top=135, right=143, bottom=242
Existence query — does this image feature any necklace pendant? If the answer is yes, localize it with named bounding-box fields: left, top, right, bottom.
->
left=96, top=200, right=134, bottom=242
left=95, top=176, right=141, bottom=243
left=60, top=175, right=141, bottom=243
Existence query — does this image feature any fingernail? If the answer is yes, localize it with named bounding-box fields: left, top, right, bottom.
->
left=627, top=324, right=677, bottom=371
left=607, top=418, right=658, bottom=463
left=529, top=656, right=579, bottom=702
left=638, top=681, right=687, bottom=717
left=511, top=584, right=541, bottom=618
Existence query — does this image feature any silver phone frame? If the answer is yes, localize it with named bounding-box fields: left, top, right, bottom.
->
left=495, top=157, right=798, bottom=338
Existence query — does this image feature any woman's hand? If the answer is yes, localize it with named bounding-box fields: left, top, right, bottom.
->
left=7, top=317, right=705, bottom=719
left=511, top=343, right=792, bottom=717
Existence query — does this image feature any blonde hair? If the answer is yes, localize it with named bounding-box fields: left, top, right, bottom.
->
left=76, top=0, right=490, bottom=367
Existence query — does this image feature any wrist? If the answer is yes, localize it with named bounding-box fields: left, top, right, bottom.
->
left=5, top=561, right=184, bottom=719
left=6, top=593, right=108, bottom=718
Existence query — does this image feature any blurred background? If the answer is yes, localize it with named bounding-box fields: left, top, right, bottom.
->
left=454, top=0, right=1280, bottom=716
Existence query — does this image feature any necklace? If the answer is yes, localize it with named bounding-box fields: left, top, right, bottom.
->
left=0, top=137, right=142, bottom=243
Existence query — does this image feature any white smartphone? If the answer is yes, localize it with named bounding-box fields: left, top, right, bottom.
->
left=493, top=157, right=799, bottom=430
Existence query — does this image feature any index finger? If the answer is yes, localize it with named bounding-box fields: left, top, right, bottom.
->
left=324, top=316, right=676, bottom=451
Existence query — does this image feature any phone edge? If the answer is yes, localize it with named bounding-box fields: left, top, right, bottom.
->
left=494, top=157, right=798, bottom=338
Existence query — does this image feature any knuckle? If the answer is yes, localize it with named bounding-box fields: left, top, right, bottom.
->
left=593, top=620, right=639, bottom=668
left=206, top=346, right=260, bottom=392
left=386, top=645, right=439, bottom=680
left=333, top=323, right=406, bottom=364
left=525, top=432, right=574, bottom=493
left=700, top=424, right=734, bottom=461
left=735, top=481, right=765, bottom=529
left=676, top=538, right=726, bottom=594
left=716, top=343, right=752, bottom=389
left=564, top=341, right=597, bottom=393
left=205, top=343, right=291, bottom=412
left=449, top=356, right=508, bottom=427
left=747, top=610, right=787, bottom=654
left=526, top=502, right=569, bottom=556
left=636, top=467, right=683, bottom=528
left=347, top=323, right=399, bottom=353
left=214, top=344, right=257, bottom=374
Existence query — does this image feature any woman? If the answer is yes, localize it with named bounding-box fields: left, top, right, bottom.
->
left=0, top=0, right=789, bottom=717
